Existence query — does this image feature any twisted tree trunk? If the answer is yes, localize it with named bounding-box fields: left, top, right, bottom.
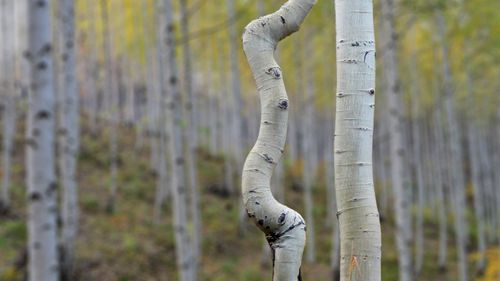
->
left=242, top=0, right=316, bottom=279
left=334, top=0, right=381, bottom=280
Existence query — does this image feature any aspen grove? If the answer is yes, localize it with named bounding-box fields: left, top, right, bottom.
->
left=0, top=0, right=499, bottom=281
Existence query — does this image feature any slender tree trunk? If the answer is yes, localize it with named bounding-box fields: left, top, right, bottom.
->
left=163, top=1, right=195, bottom=280
left=302, top=52, right=316, bottom=263
left=432, top=106, right=449, bottom=271
left=26, top=0, right=59, bottom=279
left=178, top=2, right=201, bottom=277
left=408, top=26, right=425, bottom=275
left=436, top=11, right=468, bottom=281
left=334, top=0, right=381, bottom=281
left=380, top=0, right=413, bottom=279
left=0, top=0, right=17, bottom=215
left=58, top=0, right=80, bottom=277
left=242, top=0, right=316, bottom=279
left=327, top=135, right=340, bottom=281
left=101, top=0, right=119, bottom=213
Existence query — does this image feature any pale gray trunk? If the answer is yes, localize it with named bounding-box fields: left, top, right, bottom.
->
left=380, top=0, right=413, bottom=279
left=26, top=0, right=60, bottom=279
left=327, top=135, right=340, bottom=281
left=163, top=1, right=195, bottom=280
left=437, top=11, right=468, bottom=281
left=432, top=106, right=449, bottom=270
left=334, top=0, right=381, bottom=280
left=0, top=0, right=16, bottom=214
left=178, top=2, right=201, bottom=277
left=302, top=52, right=316, bottom=263
left=58, top=0, right=80, bottom=277
left=100, top=0, right=119, bottom=213
left=409, top=28, right=424, bottom=275
left=152, top=0, right=170, bottom=223
left=242, top=0, right=316, bottom=279
left=227, top=0, right=244, bottom=181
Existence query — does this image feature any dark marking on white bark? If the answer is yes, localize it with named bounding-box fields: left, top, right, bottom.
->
left=266, top=67, right=282, bottom=79
left=263, top=153, right=274, bottom=164
left=280, top=16, right=286, bottom=24
left=29, top=192, right=42, bottom=201
left=278, top=213, right=286, bottom=224
left=278, top=99, right=288, bottom=110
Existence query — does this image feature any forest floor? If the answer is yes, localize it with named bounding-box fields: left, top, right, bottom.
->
left=0, top=122, right=499, bottom=281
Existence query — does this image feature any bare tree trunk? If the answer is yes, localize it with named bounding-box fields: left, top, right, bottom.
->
left=58, top=0, right=80, bottom=277
left=408, top=26, right=425, bottom=275
left=334, top=0, right=381, bottom=281
left=26, top=0, right=59, bottom=279
left=302, top=50, right=316, bottom=263
left=327, top=135, right=340, bottom=281
left=0, top=0, right=17, bottom=215
left=436, top=11, right=468, bottom=281
left=100, top=0, right=119, bottom=213
left=380, top=0, right=413, bottom=279
left=242, top=0, right=316, bottom=279
left=163, top=0, right=195, bottom=280
left=178, top=2, right=201, bottom=277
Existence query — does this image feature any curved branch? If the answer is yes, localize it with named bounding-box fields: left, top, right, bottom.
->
left=241, top=1, right=316, bottom=280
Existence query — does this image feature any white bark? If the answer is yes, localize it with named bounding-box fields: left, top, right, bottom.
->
left=163, top=0, right=195, bottom=280
left=334, top=1, right=381, bottom=281
left=380, top=0, right=413, bottom=279
left=302, top=53, right=316, bottom=263
left=327, top=136, right=340, bottom=281
left=409, top=28, right=424, bottom=275
left=1, top=0, right=16, bottom=214
left=437, top=11, right=468, bottom=281
left=100, top=0, right=119, bottom=213
left=58, top=0, right=80, bottom=276
left=432, top=107, right=449, bottom=271
left=242, top=0, right=316, bottom=279
left=26, top=0, right=60, bottom=279
left=178, top=2, right=201, bottom=277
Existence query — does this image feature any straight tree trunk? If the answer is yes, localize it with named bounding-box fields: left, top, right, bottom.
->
left=26, top=0, right=60, bottom=279
left=408, top=27, right=425, bottom=275
left=101, top=0, right=119, bottom=213
left=302, top=52, right=316, bottom=263
left=0, top=0, right=17, bottom=215
left=178, top=2, right=201, bottom=277
left=58, top=0, right=80, bottom=277
left=432, top=105, right=449, bottom=271
left=436, top=11, right=469, bottom=281
left=380, top=0, right=413, bottom=279
left=163, top=0, right=195, bottom=280
left=241, top=0, right=316, bottom=279
left=334, top=0, right=381, bottom=281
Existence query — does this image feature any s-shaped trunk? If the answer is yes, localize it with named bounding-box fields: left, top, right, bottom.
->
left=241, top=1, right=316, bottom=280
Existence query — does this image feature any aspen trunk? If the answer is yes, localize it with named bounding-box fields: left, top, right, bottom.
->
left=26, top=0, right=60, bottom=279
left=101, top=0, right=119, bottom=213
left=302, top=53, right=316, bottom=263
left=334, top=1, right=381, bottom=281
left=437, top=11, right=469, bottom=281
left=380, top=0, right=413, bottom=279
left=58, top=0, right=80, bottom=277
left=0, top=0, right=16, bottom=215
left=163, top=0, right=195, bottom=280
left=242, top=0, right=316, bottom=279
left=178, top=2, right=201, bottom=276
left=408, top=27, right=425, bottom=275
